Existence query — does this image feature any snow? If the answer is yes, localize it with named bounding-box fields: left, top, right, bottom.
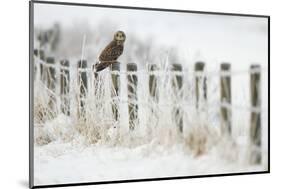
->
left=33, top=115, right=267, bottom=186
left=34, top=139, right=265, bottom=185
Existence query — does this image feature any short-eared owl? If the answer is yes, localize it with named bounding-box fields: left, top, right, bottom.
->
left=94, top=31, right=126, bottom=72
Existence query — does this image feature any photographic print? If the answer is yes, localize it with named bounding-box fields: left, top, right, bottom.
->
left=30, top=1, right=269, bottom=188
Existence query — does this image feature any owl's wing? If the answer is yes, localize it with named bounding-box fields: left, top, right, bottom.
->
left=94, top=61, right=112, bottom=72
left=99, top=41, right=124, bottom=61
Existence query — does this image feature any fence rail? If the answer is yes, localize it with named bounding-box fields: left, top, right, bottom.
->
left=33, top=49, right=267, bottom=165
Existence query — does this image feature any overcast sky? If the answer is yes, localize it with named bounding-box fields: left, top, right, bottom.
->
left=34, top=3, right=268, bottom=70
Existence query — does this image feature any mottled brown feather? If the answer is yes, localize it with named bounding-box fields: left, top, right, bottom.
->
left=99, top=41, right=124, bottom=62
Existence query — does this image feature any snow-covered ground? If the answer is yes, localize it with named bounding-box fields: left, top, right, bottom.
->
left=33, top=113, right=267, bottom=186
left=34, top=142, right=264, bottom=185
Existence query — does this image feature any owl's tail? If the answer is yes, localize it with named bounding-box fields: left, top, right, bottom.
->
left=93, top=61, right=118, bottom=72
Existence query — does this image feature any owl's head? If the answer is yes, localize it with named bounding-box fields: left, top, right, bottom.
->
left=114, top=31, right=126, bottom=45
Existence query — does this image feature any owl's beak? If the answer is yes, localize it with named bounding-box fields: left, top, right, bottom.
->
left=117, top=41, right=123, bottom=45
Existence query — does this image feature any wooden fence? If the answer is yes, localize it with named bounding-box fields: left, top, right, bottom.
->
left=33, top=49, right=263, bottom=164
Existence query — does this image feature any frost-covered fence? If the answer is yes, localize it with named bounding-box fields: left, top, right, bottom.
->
left=220, top=63, right=232, bottom=135
left=46, top=57, right=56, bottom=113
left=195, top=62, right=207, bottom=110
left=149, top=64, right=159, bottom=102
left=77, top=60, right=88, bottom=120
left=250, top=65, right=262, bottom=164
left=33, top=49, right=265, bottom=164
left=172, top=64, right=183, bottom=133
left=33, top=49, right=45, bottom=81
left=60, top=60, right=70, bottom=115
left=111, top=63, right=121, bottom=122
left=127, top=63, right=139, bottom=130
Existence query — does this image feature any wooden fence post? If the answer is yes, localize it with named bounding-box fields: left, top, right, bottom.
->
left=46, top=57, right=56, bottom=112
left=46, top=57, right=56, bottom=90
left=220, top=63, right=232, bottom=135
left=33, top=49, right=38, bottom=80
left=34, top=49, right=45, bottom=60
left=250, top=64, right=262, bottom=164
left=34, top=49, right=45, bottom=80
left=92, top=64, right=100, bottom=97
left=172, top=64, right=183, bottom=133
left=111, top=63, right=120, bottom=122
left=149, top=64, right=159, bottom=102
left=60, top=60, right=70, bottom=115
left=147, top=64, right=159, bottom=133
left=78, top=60, right=88, bottom=120
left=127, top=63, right=138, bottom=130
left=195, top=62, right=207, bottom=109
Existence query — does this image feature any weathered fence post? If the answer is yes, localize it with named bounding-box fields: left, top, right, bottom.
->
left=195, top=62, right=207, bottom=109
left=220, top=63, right=232, bottom=135
left=149, top=64, right=159, bottom=102
left=46, top=57, right=56, bottom=112
left=60, top=60, right=70, bottom=115
left=250, top=64, right=261, bottom=164
left=34, top=49, right=45, bottom=80
left=78, top=60, right=88, bottom=120
left=46, top=57, right=56, bottom=90
left=92, top=64, right=100, bottom=97
left=147, top=64, right=159, bottom=135
left=34, top=49, right=45, bottom=60
left=94, top=67, right=99, bottom=84
left=127, top=63, right=138, bottom=130
left=172, top=64, right=183, bottom=133
left=111, top=63, right=120, bottom=122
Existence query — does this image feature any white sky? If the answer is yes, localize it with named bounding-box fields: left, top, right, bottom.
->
left=34, top=3, right=268, bottom=70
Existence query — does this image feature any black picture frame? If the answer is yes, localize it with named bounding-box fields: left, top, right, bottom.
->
left=29, top=1, right=270, bottom=188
